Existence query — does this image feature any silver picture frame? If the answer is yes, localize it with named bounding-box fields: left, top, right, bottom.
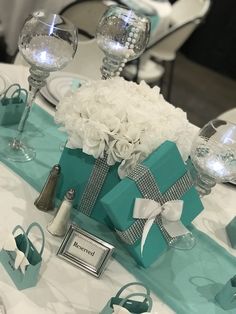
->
left=57, top=224, right=114, bottom=278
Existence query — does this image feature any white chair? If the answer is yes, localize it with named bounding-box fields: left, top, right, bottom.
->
left=14, top=39, right=105, bottom=81
left=150, top=0, right=212, bottom=61
left=170, top=0, right=211, bottom=25
left=218, top=108, right=236, bottom=125
left=123, top=0, right=211, bottom=101
left=62, top=39, right=104, bottom=80
left=123, top=18, right=201, bottom=81
left=60, top=0, right=108, bottom=40
left=14, top=52, right=28, bottom=67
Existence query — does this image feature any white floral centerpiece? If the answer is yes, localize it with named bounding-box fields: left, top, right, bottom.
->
left=55, top=77, right=197, bottom=178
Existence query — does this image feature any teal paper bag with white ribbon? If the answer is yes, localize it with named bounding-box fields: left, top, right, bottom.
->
left=102, top=141, right=204, bottom=267
left=0, top=222, right=45, bottom=290
left=100, top=282, right=152, bottom=314
left=0, top=83, right=27, bottom=126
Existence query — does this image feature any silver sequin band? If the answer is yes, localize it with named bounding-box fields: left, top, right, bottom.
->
left=77, top=154, right=110, bottom=216
left=115, top=164, right=193, bottom=245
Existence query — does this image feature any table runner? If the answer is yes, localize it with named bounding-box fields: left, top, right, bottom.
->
left=0, top=105, right=235, bottom=314
left=0, top=105, right=67, bottom=191
left=76, top=213, right=236, bottom=314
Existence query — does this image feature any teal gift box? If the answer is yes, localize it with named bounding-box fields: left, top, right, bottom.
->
left=101, top=141, right=204, bottom=267
left=56, top=147, right=120, bottom=225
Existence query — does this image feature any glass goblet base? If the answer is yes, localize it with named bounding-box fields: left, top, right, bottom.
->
left=3, top=138, right=36, bottom=162
left=187, top=159, right=216, bottom=197
left=194, top=173, right=216, bottom=197
left=168, top=232, right=196, bottom=250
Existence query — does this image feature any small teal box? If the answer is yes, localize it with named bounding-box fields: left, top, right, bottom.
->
left=101, top=141, right=204, bottom=267
left=56, top=147, right=120, bottom=226
left=226, top=216, right=236, bottom=249
left=215, top=275, right=236, bottom=310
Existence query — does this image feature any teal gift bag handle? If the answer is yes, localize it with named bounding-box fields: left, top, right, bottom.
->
left=1, top=84, right=21, bottom=102
left=26, top=222, right=45, bottom=256
left=12, top=225, right=30, bottom=258
left=1, top=84, right=28, bottom=105
left=115, top=282, right=151, bottom=298
left=118, top=292, right=153, bottom=312
left=111, top=282, right=151, bottom=313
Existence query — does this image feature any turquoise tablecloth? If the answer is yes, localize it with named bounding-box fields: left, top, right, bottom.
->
left=0, top=105, right=235, bottom=314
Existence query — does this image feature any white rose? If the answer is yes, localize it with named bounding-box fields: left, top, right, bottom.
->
left=55, top=76, right=194, bottom=175
left=114, top=139, right=134, bottom=160
left=82, top=121, right=109, bottom=158
left=107, top=140, right=119, bottom=165
left=118, top=152, right=142, bottom=178
left=123, top=124, right=143, bottom=143
left=91, top=109, right=121, bottom=135
left=67, top=132, right=83, bottom=149
left=107, top=139, right=134, bottom=165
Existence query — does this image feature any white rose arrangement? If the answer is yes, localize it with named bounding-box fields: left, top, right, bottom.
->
left=55, top=77, right=197, bottom=178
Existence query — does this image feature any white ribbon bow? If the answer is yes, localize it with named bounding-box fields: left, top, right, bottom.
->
left=112, top=305, right=151, bottom=314
left=0, top=228, right=29, bottom=274
left=133, top=198, right=190, bottom=254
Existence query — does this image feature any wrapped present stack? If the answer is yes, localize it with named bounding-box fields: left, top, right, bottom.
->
left=55, top=77, right=202, bottom=265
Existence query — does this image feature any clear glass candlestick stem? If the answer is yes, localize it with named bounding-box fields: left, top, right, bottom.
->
left=8, top=68, right=50, bottom=161
left=100, top=56, right=122, bottom=80
left=1, top=11, right=77, bottom=162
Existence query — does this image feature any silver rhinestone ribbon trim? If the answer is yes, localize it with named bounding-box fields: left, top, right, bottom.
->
left=115, top=164, right=193, bottom=245
left=77, top=154, right=110, bottom=216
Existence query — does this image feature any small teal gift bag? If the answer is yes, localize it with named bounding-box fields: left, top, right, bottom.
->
left=215, top=275, right=236, bottom=310
left=0, top=83, right=27, bottom=126
left=100, top=282, right=153, bottom=313
left=0, top=222, right=45, bottom=290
